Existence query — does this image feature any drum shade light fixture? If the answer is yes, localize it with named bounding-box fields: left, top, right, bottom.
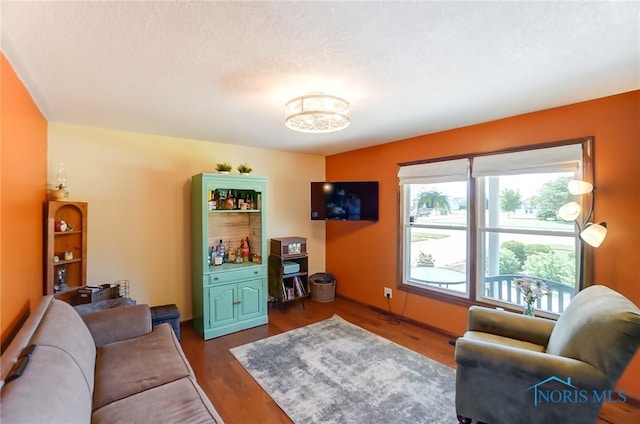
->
left=285, top=93, right=350, bottom=133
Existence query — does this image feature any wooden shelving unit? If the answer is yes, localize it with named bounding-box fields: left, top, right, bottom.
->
left=44, top=201, right=88, bottom=299
left=268, top=237, right=309, bottom=306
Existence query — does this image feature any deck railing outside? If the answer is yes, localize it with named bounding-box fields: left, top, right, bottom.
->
left=484, top=274, right=575, bottom=314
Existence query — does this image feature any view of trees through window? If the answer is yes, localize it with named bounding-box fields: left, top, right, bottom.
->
left=404, top=171, right=579, bottom=314
left=489, top=174, right=576, bottom=287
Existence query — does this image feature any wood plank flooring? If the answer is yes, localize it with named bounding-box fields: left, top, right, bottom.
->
left=179, top=296, right=640, bottom=423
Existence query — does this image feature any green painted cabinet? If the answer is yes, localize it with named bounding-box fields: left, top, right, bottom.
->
left=191, top=173, right=268, bottom=339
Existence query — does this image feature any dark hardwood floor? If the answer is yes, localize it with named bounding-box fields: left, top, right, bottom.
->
left=179, top=296, right=640, bottom=423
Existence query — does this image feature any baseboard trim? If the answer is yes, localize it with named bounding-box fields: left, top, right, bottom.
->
left=625, top=394, right=640, bottom=408
left=334, top=293, right=461, bottom=341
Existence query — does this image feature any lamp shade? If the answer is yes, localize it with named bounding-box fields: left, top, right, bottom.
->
left=558, top=201, right=581, bottom=221
left=568, top=179, right=593, bottom=195
left=580, top=222, right=607, bottom=248
left=285, top=93, right=350, bottom=133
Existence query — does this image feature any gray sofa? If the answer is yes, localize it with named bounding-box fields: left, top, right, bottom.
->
left=0, top=295, right=223, bottom=423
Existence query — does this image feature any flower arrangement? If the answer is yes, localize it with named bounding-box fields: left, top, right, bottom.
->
left=237, top=163, right=252, bottom=174
left=215, top=162, right=232, bottom=173
left=514, top=277, right=551, bottom=316
left=416, top=251, right=435, bottom=267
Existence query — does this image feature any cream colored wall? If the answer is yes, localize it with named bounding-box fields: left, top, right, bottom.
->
left=48, top=123, right=326, bottom=319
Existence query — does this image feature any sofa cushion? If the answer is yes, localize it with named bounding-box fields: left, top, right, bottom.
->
left=30, top=299, right=96, bottom=394
left=93, top=323, right=194, bottom=409
left=546, top=285, right=640, bottom=381
left=91, top=377, right=223, bottom=424
left=0, top=345, right=92, bottom=424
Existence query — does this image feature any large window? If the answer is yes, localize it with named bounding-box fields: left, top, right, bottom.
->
left=398, top=140, right=591, bottom=315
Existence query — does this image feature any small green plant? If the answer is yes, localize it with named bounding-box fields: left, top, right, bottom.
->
left=416, top=251, right=434, bottom=266
left=215, top=162, right=232, bottom=172
left=237, top=163, right=252, bottom=174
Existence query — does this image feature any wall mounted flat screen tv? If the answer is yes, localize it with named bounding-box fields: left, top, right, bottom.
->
left=310, top=181, right=379, bottom=222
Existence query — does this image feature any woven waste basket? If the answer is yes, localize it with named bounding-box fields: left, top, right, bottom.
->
left=309, top=273, right=336, bottom=303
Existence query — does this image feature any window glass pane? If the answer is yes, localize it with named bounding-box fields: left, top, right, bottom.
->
left=408, top=181, right=467, bottom=225
left=482, top=173, right=576, bottom=231
left=478, top=171, right=580, bottom=315
left=480, top=231, right=577, bottom=314
left=405, top=180, right=468, bottom=294
left=407, top=227, right=467, bottom=293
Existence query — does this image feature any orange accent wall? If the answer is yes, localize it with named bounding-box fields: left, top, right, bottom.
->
left=326, top=90, right=640, bottom=397
left=1, top=52, right=48, bottom=346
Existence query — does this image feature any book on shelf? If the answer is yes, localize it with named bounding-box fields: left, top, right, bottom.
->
left=294, top=276, right=307, bottom=297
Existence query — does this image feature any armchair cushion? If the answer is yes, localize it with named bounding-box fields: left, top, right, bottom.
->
left=466, top=306, right=555, bottom=346
left=462, top=331, right=545, bottom=353
left=546, top=285, right=640, bottom=381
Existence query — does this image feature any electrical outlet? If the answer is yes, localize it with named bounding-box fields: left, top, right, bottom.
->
left=384, top=287, right=392, bottom=299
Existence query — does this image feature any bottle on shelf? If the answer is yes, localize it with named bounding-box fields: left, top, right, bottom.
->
left=235, top=240, right=244, bottom=263
left=225, top=190, right=234, bottom=210
left=218, top=239, right=225, bottom=264
left=213, top=245, right=223, bottom=266
left=242, top=236, right=250, bottom=262
left=213, top=190, right=220, bottom=209
left=217, top=190, right=226, bottom=210
left=208, top=191, right=216, bottom=211
left=227, top=240, right=236, bottom=263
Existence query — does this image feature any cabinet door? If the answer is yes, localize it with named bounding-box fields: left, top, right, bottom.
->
left=207, top=284, right=237, bottom=329
left=237, top=278, right=265, bottom=321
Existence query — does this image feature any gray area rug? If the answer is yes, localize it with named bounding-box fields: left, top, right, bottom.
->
left=230, top=314, right=456, bottom=423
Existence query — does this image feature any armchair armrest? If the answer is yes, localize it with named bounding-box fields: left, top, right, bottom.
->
left=455, top=337, right=612, bottom=392
left=81, top=304, right=152, bottom=347
left=467, top=306, right=556, bottom=346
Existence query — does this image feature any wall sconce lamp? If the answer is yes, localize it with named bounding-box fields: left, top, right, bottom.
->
left=559, top=179, right=607, bottom=248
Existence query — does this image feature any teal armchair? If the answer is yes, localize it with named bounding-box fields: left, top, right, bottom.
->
left=454, top=285, right=640, bottom=424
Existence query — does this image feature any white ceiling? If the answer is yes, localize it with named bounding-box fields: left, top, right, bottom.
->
left=2, top=1, right=639, bottom=156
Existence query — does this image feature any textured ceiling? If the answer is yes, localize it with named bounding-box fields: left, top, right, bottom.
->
left=2, top=1, right=639, bottom=156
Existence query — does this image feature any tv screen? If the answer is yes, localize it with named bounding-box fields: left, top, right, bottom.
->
left=310, top=181, right=379, bottom=222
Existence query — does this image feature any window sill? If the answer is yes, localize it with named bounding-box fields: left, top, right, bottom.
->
left=398, top=283, right=559, bottom=320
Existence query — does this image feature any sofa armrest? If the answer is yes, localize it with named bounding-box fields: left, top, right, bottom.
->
left=455, top=337, right=612, bottom=391
left=467, top=305, right=556, bottom=346
left=81, top=304, right=152, bottom=347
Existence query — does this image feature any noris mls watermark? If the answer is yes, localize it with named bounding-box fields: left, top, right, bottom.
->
left=528, top=376, right=627, bottom=406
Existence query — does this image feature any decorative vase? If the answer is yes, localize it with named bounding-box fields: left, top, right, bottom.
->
left=523, top=302, right=535, bottom=316
left=217, top=170, right=230, bottom=174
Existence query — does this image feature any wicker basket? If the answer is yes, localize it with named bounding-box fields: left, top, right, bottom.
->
left=310, top=278, right=336, bottom=303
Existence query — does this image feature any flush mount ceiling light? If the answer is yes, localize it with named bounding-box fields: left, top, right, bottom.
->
left=284, top=93, right=350, bottom=133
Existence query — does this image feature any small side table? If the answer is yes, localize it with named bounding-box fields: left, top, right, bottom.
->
left=150, top=304, right=181, bottom=340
